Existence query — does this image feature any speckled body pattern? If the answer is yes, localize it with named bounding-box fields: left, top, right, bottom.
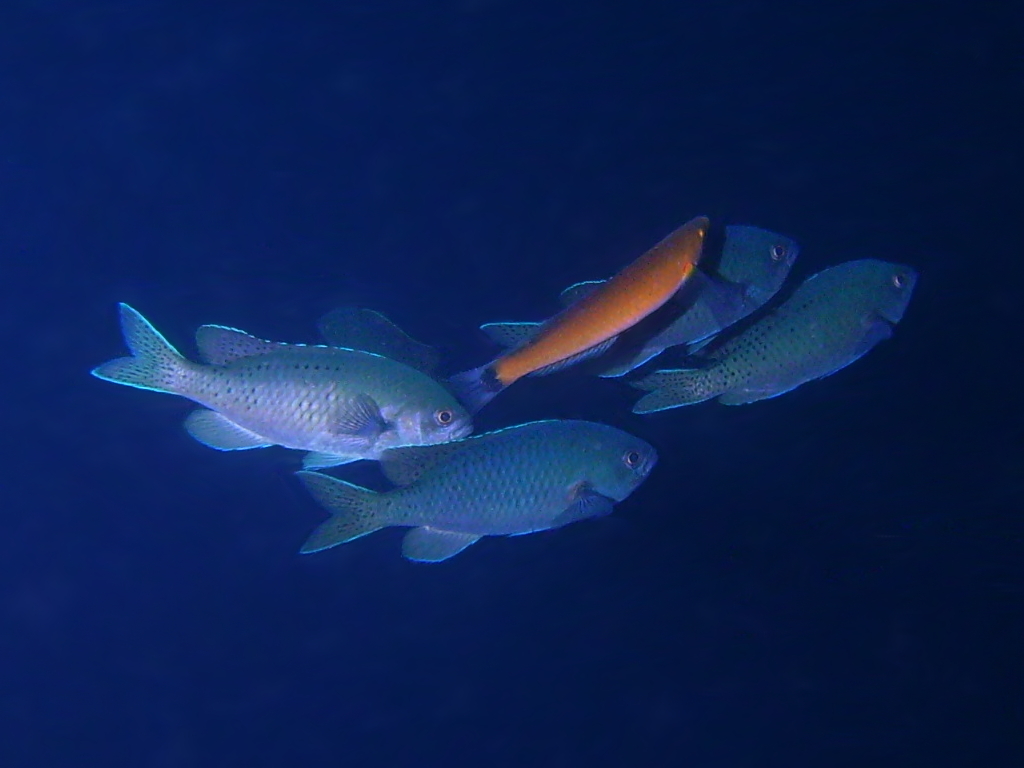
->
left=178, top=346, right=468, bottom=456
left=633, top=259, right=917, bottom=410
left=381, top=420, right=656, bottom=535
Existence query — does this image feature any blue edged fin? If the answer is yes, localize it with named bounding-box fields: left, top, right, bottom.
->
left=401, top=527, right=481, bottom=562
left=317, top=307, right=440, bottom=375
left=380, top=442, right=468, bottom=486
left=91, top=303, right=189, bottom=395
left=184, top=409, right=273, bottom=450
left=195, top=325, right=283, bottom=365
left=558, top=279, right=606, bottom=306
left=296, top=471, right=387, bottom=553
left=529, top=336, right=617, bottom=376
left=478, top=322, right=540, bottom=349
left=302, top=452, right=362, bottom=470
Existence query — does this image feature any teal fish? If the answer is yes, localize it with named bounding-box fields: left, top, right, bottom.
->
left=91, top=304, right=472, bottom=468
left=317, top=306, right=439, bottom=376
left=297, top=419, right=657, bottom=562
left=480, top=225, right=798, bottom=377
left=632, top=259, right=918, bottom=412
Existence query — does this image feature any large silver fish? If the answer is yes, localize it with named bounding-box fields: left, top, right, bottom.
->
left=91, top=304, right=472, bottom=468
left=632, top=259, right=918, bottom=412
left=297, top=419, right=657, bottom=562
left=480, top=225, right=798, bottom=377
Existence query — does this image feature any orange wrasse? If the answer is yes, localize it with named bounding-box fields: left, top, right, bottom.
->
left=450, top=215, right=709, bottom=412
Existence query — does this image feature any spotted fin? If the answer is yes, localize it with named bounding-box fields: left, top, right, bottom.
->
left=379, top=441, right=469, bottom=486
left=183, top=409, right=273, bottom=450
left=91, top=303, right=189, bottom=395
left=195, top=325, right=284, bottom=365
left=558, top=279, right=606, bottom=306
left=317, top=307, right=439, bottom=375
left=479, top=322, right=541, bottom=349
left=296, top=471, right=387, bottom=553
left=402, top=527, right=481, bottom=562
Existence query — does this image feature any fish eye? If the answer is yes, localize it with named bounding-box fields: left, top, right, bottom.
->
left=623, top=450, right=642, bottom=469
left=770, top=244, right=788, bottom=262
left=892, top=273, right=907, bottom=288
left=434, top=408, right=454, bottom=427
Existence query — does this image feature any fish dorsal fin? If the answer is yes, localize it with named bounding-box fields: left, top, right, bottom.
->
left=195, top=325, right=284, bottom=365
left=479, top=321, right=541, bottom=349
left=402, top=527, right=481, bottom=562
left=552, top=482, right=614, bottom=527
left=528, top=335, right=617, bottom=376
left=558, top=279, right=606, bottom=307
left=380, top=441, right=468, bottom=486
left=317, top=307, right=439, bottom=375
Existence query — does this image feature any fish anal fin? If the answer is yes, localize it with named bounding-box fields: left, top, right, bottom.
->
left=401, top=527, right=481, bottom=562
left=183, top=409, right=273, bottom=450
left=302, top=452, right=362, bottom=470
left=529, top=335, right=617, bottom=376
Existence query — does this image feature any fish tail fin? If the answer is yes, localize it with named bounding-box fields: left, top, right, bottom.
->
left=296, top=471, right=389, bottom=553
left=91, top=303, right=191, bottom=395
left=630, top=368, right=709, bottom=413
left=447, top=364, right=503, bottom=414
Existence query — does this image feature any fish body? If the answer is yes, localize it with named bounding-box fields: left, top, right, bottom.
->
left=298, top=419, right=657, bottom=562
left=451, top=216, right=709, bottom=411
left=480, top=225, right=798, bottom=377
left=92, top=304, right=472, bottom=467
left=632, top=259, right=917, bottom=412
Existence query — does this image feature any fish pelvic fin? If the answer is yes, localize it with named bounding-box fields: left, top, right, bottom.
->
left=296, top=471, right=389, bottom=553
left=630, top=368, right=710, bottom=413
left=448, top=364, right=503, bottom=414
left=91, top=303, right=191, bottom=396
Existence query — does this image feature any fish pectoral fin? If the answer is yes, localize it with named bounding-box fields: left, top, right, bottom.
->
left=316, top=306, right=440, bottom=375
left=401, top=527, right=481, bottom=562
left=478, top=322, right=541, bottom=349
left=558, top=279, right=606, bottom=307
left=302, top=452, right=362, bottom=470
left=551, top=483, right=615, bottom=527
left=183, top=409, right=274, bottom=451
left=380, top=442, right=468, bottom=486
left=331, top=394, right=389, bottom=440
left=194, top=324, right=283, bottom=365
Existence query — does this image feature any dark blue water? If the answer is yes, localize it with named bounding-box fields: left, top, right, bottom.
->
left=1, top=1, right=1020, bottom=766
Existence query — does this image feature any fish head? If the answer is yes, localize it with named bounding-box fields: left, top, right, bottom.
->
left=871, top=261, right=918, bottom=325
left=720, top=225, right=800, bottom=305
left=382, top=395, right=474, bottom=450
left=574, top=424, right=658, bottom=503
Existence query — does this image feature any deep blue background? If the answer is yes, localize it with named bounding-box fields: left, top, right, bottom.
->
left=1, top=1, right=1021, bottom=766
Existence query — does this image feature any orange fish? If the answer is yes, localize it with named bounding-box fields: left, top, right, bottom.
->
left=450, top=215, right=709, bottom=412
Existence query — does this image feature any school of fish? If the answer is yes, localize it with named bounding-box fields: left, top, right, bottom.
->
left=93, top=217, right=917, bottom=562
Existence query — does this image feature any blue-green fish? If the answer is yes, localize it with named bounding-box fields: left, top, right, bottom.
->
left=297, top=419, right=657, bottom=562
left=91, top=304, right=472, bottom=468
left=632, top=259, right=917, bottom=412
left=480, top=225, right=798, bottom=377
